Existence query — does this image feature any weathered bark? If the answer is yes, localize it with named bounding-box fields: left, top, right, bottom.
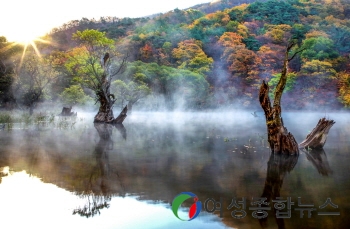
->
left=299, top=118, right=335, bottom=149
left=94, top=89, right=115, bottom=123
left=94, top=92, right=128, bottom=124
left=259, top=82, right=299, bottom=155
left=111, top=105, right=127, bottom=124
left=259, top=43, right=300, bottom=155
left=93, top=54, right=128, bottom=124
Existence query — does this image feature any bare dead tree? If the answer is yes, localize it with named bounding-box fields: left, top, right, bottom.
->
left=259, top=42, right=304, bottom=155
left=299, top=118, right=335, bottom=149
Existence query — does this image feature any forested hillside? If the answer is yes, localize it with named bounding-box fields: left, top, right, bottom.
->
left=1, top=0, right=350, bottom=112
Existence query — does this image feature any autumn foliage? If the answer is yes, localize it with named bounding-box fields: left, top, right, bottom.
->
left=1, top=0, right=350, bottom=110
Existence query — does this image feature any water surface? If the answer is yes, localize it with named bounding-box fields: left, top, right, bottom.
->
left=0, top=111, right=349, bottom=228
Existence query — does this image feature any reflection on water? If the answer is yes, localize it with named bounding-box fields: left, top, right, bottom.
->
left=259, top=154, right=299, bottom=229
left=0, top=169, right=227, bottom=229
left=303, top=148, right=333, bottom=176
left=0, top=111, right=349, bottom=228
left=73, top=123, right=127, bottom=218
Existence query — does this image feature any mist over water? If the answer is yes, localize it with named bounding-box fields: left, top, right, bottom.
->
left=0, top=110, right=349, bottom=228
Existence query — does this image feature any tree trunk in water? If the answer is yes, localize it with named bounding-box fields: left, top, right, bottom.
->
left=259, top=43, right=300, bottom=155
left=112, top=105, right=127, bottom=124
left=94, top=91, right=115, bottom=123
left=299, top=118, right=335, bottom=149
left=93, top=59, right=128, bottom=124
left=60, top=106, right=77, bottom=116
left=259, top=82, right=299, bottom=155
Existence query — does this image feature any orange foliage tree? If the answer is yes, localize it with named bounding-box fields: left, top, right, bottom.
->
left=172, top=39, right=213, bottom=74
left=338, top=72, right=350, bottom=107
left=218, top=32, right=261, bottom=81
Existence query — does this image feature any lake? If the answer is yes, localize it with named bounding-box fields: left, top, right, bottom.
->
left=0, top=111, right=349, bottom=229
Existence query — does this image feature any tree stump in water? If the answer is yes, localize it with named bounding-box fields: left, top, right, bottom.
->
left=60, top=106, right=77, bottom=116
left=94, top=105, right=128, bottom=124
left=259, top=82, right=299, bottom=155
left=259, top=42, right=302, bottom=155
left=299, top=118, right=335, bottom=149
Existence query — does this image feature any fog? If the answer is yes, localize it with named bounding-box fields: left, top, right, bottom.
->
left=0, top=109, right=349, bottom=229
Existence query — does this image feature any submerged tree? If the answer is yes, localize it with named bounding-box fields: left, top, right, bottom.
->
left=66, top=29, right=128, bottom=123
left=259, top=42, right=302, bottom=155
left=260, top=41, right=335, bottom=154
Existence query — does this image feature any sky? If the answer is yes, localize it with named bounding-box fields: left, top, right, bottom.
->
left=1, top=0, right=212, bottom=43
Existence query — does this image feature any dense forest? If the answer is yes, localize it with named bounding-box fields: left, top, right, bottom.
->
left=1, top=0, right=350, bottom=113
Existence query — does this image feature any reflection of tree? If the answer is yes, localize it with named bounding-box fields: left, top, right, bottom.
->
left=260, top=154, right=299, bottom=229
left=73, top=193, right=111, bottom=218
left=23, top=129, right=41, bottom=177
left=114, top=124, right=127, bottom=140
left=303, top=148, right=332, bottom=176
left=0, top=168, right=8, bottom=183
left=73, top=123, right=126, bottom=218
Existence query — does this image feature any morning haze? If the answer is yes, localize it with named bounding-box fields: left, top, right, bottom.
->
left=0, top=0, right=349, bottom=228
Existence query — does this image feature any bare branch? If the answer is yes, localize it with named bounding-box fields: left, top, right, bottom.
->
left=288, top=48, right=306, bottom=62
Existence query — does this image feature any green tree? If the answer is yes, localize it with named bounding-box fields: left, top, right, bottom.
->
left=172, top=39, right=213, bottom=74
left=327, top=25, right=350, bottom=54
left=165, top=69, right=209, bottom=108
left=0, top=36, right=20, bottom=107
left=110, top=80, right=128, bottom=108
left=301, top=59, right=336, bottom=76
left=65, top=29, right=127, bottom=123
left=268, top=72, right=296, bottom=99
left=291, top=23, right=309, bottom=45
left=125, top=82, right=151, bottom=113
left=245, top=0, right=300, bottom=25
left=60, top=85, right=92, bottom=105
left=111, top=80, right=151, bottom=113
left=118, top=61, right=210, bottom=109
left=300, top=37, right=339, bottom=61
left=227, top=4, right=247, bottom=22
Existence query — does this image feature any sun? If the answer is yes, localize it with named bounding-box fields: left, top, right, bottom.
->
left=12, top=34, right=40, bottom=46
left=1, top=5, right=54, bottom=45
left=5, top=27, right=43, bottom=45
